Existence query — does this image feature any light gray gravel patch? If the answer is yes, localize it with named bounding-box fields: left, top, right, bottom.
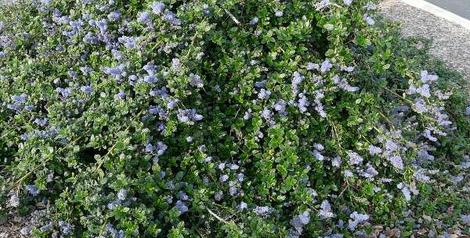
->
left=380, top=0, right=470, bottom=82
left=0, top=217, right=26, bottom=238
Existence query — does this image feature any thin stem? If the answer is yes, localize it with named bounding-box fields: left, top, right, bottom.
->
left=223, top=8, right=240, bottom=25
left=206, top=207, right=230, bottom=225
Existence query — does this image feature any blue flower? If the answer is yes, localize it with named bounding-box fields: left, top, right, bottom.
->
left=142, top=63, right=157, bottom=75
left=348, top=212, right=369, bottom=230
left=79, top=66, right=92, bottom=75
left=105, top=224, right=124, bottom=238
left=155, top=141, right=168, bottom=156
left=69, top=19, right=84, bottom=31
left=320, top=59, right=333, bottom=73
left=12, top=94, right=27, bottom=104
left=416, top=84, right=431, bottom=98
left=385, top=140, right=399, bottom=152
left=316, top=0, right=330, bottom=10
left=319, top=200, right=334, bottom=219
left=418, top=149, right=435, bottom=161
left=33, top=118, right=48, bottom=127
left=255, top=80, right=267, bottom=88
left=413, top=98, right=427, bottom=113
left=342, top=66, right=355, bottom=72
left=362, top=164, right=379, bottom=178
left=56, top=87, right=72, bottom=98
left=175, top=200, right=188, bottom=214
left=106, top=200, right=121, bottom=210
left=249, top=17, right=259, bottom=25
left=96, top=19, right=108, bottom=34
left=363, top=14, right=375, bottom=26
left=144, top=75, right=157, bottom=83
left=368, top=145, right=382, bottom=156
left=420, top=70, right=438, bottom=83
left=297, top=93, right=309, bottom=113
left=219, top=174, right=229, bottom=182
left=163, top=11, right=181, bottom=26
left=229, top=163, right=239, bottom=170
left=118, top=36, right=138, bottom=49
left=315, top=91, right=327, bottom=118
left=292, top=72, right=303, bottom=95
left=189, top=73, right=204, bottom=88
left=26, top=185, right=39, bottom=197
left=166, top=98, right=178, bottom=109
left=20, top=133, right=30, bottom=141
left=243, top=109, right=252, bottom=120
left=261, top=108, right=273, bottom=121
left=313, top=150, right=324, bottom=161
left=8, top=193, right=20, bottom=207
left=253, top=206, right=271, bottom=216
left=347, top=151, right=363, bottom=165
left=274, top=99, right=287, bottom=115
left=117, top=189, right=127, bottom=201
left=237, top=173, right=244, bottom=182
left=291, top=211, right=310, bottom=230
left=388, top=156, right=404, bottom=170
left=306, top=62, right=319, bottom=71
left=107, top=11, right=121, bottom=22
left=80, top=85, right=93, bottom=94
left=137, top=11, right=152, bottom=25
left=172, top=58, right=181, bottom=70
left=461, top=214, right=470, bottom=225
left=333, top=76, right=359, bottom=92
left=423, top=128, right=438, bottom=142
left=128, top=75, right=138, bottom=85
left=145, top=143, right=154, bottom=153
left=103, top=64, right=125, bottom=79
left=202, top=4, right=211, bottom=15
left=229, top=186, right=238, bottom=196
left=115, top=91, right=126, bottom=100
left=151, top=2, right=166, bottom=15
left=178, top=191, right=189, bottom=201
left=257, top=88, right=271, bottom=100
left=238, top=201, right=248, bottom=210
left=83, top=32, right=98, bottom=44
left=214, top=191, right=223, bottom=201
left=177, top=109, right=203, bottom=123
left=59, top=221, right=73, bottom=235
left=332, top=157, right=342, bottom=167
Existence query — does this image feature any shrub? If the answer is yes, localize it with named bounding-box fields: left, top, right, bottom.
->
left=0, top=0, right=468, bottom=237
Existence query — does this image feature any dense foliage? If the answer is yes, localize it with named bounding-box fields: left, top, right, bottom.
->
left=0, top=0, right=469, bottom=237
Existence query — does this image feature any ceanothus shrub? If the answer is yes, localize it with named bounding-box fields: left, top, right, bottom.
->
left=0, top=0, right=468, bottom=237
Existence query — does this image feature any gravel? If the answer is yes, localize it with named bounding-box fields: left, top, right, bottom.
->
left=0, top=216, right=27, bottom=238
left=380, top=0, right=470, bottom=82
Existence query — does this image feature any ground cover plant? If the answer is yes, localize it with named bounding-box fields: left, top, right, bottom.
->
left=0, top=0, right=469, bottom=237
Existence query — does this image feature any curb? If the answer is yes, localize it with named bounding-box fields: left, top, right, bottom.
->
left=400, top=0, right=470, bottom=30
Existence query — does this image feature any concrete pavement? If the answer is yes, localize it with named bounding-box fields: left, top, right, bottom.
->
left=381, top=0, right=470, bottom=82
left=426, top=0, right=470, bottom=20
